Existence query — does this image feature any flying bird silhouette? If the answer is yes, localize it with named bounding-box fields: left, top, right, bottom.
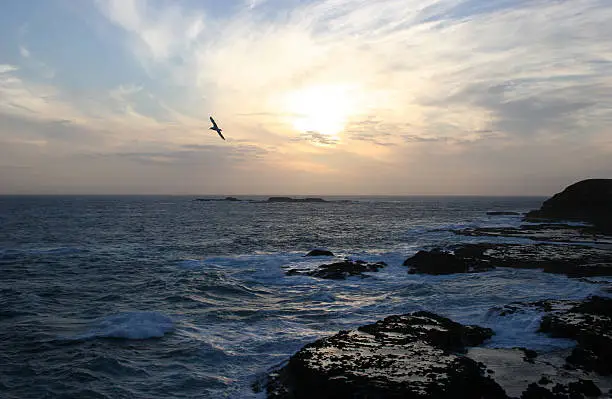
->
left=209, top=116, right=225, bottom=141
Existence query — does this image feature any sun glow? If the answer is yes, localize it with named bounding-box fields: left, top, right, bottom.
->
left=285, top=84, right=361, bottom=136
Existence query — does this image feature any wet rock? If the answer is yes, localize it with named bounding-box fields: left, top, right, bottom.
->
left=453, top=224, right=611, bottom=244
left=403, top=242, right=612, bottom=277
left=415, top=243, right=612, bottom=278
left=304, top=249, right=334, bottom=257
left=286, top=260, right=387, bottom=279
left=403, top=248, right=494, bottom=275
left=518, top=348, right=538, bottom=362
left=539, top=296, right=612, bottom=375
left=568, top=379, right=601, bottom=397
left=525, top=179, right=612, bottom=234
left=521, top=378, right=604, bottom=398
left=538, top=377, right=553, bottom=385
left=265, top=311, right=506, bottom=399
left=521, top=383, right=556, bottom=399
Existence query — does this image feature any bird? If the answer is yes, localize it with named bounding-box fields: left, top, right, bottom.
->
left=209, top=116, right=225, bottom=141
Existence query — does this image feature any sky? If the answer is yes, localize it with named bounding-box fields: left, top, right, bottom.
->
left=0, top=0, right=611, bottom=195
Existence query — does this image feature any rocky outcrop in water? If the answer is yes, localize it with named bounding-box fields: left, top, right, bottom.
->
left=286, top=260, right=386, bottom=279
left=452, top=223, right=611, bottom=244
left=304, top=249, right=334, bottom=257
left=539, top=296, right=612, bottom=375
left=403, top=248, right=494, bottom=275
left=267, top=197, right=327, bottom=203
left=194, top=196, right=244, bottom=202
left=265, top=311, right=506, bottom=399
left=262, top=299, right=612, bottom=398
left=525, top=179, right=612, bottom=234
left=403, top=243, right=612, bottom=277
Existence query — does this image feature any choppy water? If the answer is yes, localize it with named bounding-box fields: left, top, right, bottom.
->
left=1, top=196, right=610, bottom=398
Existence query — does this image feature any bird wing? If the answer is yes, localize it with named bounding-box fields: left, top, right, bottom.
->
left=217, top=130, right=226, bottom=141
left=210, top=116, right=219, bottom=129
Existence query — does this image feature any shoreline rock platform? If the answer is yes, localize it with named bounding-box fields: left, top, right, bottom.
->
left=261, top=179, right=612, bottom=398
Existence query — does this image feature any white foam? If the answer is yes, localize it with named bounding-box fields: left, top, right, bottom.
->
left=75, top=311, right=175, bottom=340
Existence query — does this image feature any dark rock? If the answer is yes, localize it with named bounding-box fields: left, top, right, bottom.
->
left=525, top=179, right=612, bottom=234
left=568, top=379, right=601, bottom=397
left=194, top=196, right=242, bottom=202
left=286, top=260, right=387, bottom=280
left=453, top=223, right=609, bottom=244
left=517, top=348, right=538, bottom=362
left=444, top=243, right=612, bottom=278
left=403, top=247, right=495, bottom=275
left=521, top=383, right=556, bottom=399
left=404, top=249, right=468, bottom=275
left=539, top=296, right=612, bottom=375
left=265, top=311, right=506, bottom=399
left=538, top=377, right=552, bottom=385
left=267, top=197, right=327, bottom=203
left=551, top=383, right=567, bottom=395
left=304, top=249, right=334, bottom=257
left=487, top=211, right=521, bottom=216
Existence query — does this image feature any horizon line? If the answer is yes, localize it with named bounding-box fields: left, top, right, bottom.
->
left=0, top=193, right=549, bottom=197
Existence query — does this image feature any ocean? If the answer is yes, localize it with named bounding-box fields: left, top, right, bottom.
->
left=1, top=195, right=609, bottom=398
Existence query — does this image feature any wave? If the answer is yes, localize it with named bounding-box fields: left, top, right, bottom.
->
left=73, top=311, right=175, bottom=340
left=0, top=247, right=86, bottom=260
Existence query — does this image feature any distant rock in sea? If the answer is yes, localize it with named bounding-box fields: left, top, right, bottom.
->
left=267, top=197, right=327, bottom=203
left=194, top=197, right=243, bottom=202
left=525, top=179, right=612, bottom=234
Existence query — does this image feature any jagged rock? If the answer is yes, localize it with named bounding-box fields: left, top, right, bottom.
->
left=403, top=248, right=494, bottom=275
left=265, top=311, right=506, bottom=399
left=525, top=179, right=612, bottom=234
left=539, top=296, right=612, bottom=375
left=407, top=243, right=612, bottom=278
left=286, top=260, right=387, bottom=279
left=304, top=249, right=334, bottom=257
left=538, top=377, right=553, bottom=385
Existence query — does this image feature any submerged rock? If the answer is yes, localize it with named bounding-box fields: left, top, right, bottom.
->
left=265, top=311, right=506, bottom=399
left=525, top=179, right=612, bottom=234
left=304, top=249, right=334, bottom=257
left=286, top=260, right=386, bottom=279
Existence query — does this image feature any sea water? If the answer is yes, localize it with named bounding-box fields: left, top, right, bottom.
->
left=1, top=196, right=610, bottom=398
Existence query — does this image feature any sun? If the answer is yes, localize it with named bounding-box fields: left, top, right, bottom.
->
left=284, top=84, right=360, bottom=136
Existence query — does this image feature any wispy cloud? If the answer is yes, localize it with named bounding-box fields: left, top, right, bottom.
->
left=1, top=0, right=611, bottom=194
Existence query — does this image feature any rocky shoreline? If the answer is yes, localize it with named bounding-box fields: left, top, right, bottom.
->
left=254, top=179, right=612, bottom=398
left=262, top=297, right=612, bottom=398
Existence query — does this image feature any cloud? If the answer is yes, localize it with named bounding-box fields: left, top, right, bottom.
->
left=2, top=0, right=612, bottom=194
left=19, top=46, right=30, bottom=58
left=96, top=0, right=612, bottom=142
left=292, top=131, right=339, bottom=146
